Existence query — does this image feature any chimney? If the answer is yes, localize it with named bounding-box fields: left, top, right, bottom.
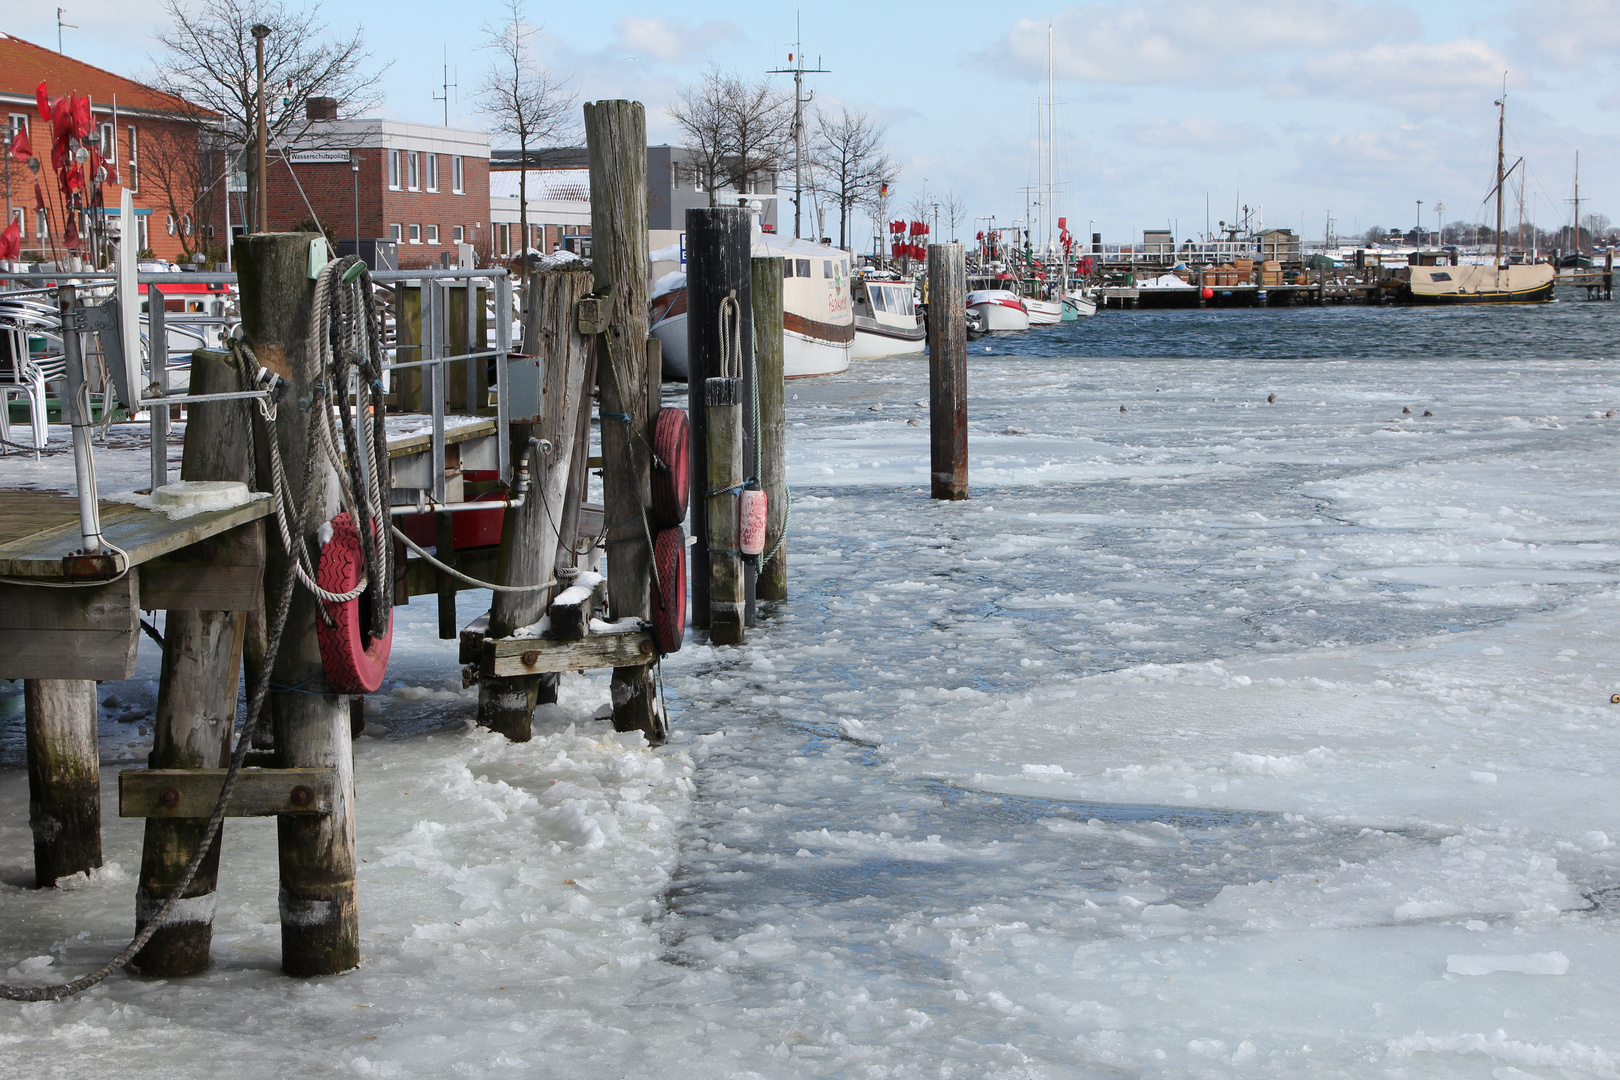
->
left=305, top=97, right=338, bottom=121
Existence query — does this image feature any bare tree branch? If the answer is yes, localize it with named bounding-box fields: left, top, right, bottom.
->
left=668, top=67, right=793, bottom=209
left=809, top=104, right=894, bottom=250
left=476, top=0, right=577, bottom=256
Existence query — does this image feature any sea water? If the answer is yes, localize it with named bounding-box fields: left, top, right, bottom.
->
left=2, top=291, right=1618, bottom=1078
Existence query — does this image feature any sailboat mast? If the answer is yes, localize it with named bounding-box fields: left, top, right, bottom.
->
left=1572, top=151, right=1581, bottom=256
left=1494, top=82, right=1506, bottom=274
left=1048, top=25, right=1055, bottom=266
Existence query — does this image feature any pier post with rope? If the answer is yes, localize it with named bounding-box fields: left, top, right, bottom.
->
left=237, top=232, right=359, bottom=976
left=585, top=100, right=663, bottom=739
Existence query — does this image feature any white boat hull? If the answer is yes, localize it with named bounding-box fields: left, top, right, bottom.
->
left=651, top=311, right=851, bottom=379
left=1064, top=293, right=1097, bottom=318
left=1024, top=297, right=1063, bottom=326
left=967, top=301, right=1030, bottom=331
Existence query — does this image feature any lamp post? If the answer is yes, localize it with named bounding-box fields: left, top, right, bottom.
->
left=1415, top=199, right=1423, bottom=247
left=351, top=156, right=360, bottom=262
left=251, top=23, right=271, bottom=233
left=1434, top=202, right=1444, bottom=247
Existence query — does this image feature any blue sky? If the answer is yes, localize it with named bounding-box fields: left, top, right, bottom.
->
left=15, top=1, right=1619, bottom=248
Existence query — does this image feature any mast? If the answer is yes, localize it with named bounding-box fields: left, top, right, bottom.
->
left=1047, top=24, right=1055, bottom=269
left=768, top=18, right=828, bottom=241
left=1494, top=78, right=1505, bottom=279
left=1572, top=151, right=1581, bottom=256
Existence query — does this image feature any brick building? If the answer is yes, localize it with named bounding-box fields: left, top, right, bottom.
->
left=0, top=30, right=217, bottom=263
left=268, top=119, right=490, bottom=267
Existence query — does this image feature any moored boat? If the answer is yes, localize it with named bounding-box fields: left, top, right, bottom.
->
left=851, top=274, right=925, bottom=359
left=1404, top=262, right=1555, bottom=304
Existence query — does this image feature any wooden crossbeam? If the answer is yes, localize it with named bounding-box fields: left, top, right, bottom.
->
left=118, top=767, right=336, bottom=818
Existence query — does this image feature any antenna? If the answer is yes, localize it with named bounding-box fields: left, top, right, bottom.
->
left=767, top=11, right=830, bottom=240
left=56, top=7, right=78, bottom=53
left=433, top=46, right=458, bottom=127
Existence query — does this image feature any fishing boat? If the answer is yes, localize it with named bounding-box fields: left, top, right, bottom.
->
left=650, top=233, right=854, bottom=379
left=966, top=274, right=1031, bottom=331
left=1405, top=84, right=1553, bottom=305
left=850, top=274, right=925, bottom=358
left=1063, top=291, right=1097, bottom=318
left=1021, top=286, right=1063, bottom=326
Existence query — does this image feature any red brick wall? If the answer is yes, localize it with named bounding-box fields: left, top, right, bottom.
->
left=268, top=147, right=490, bottom=264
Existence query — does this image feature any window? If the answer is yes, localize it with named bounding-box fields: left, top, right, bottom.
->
left=388, top=150, right=401, bottom=189
left=451, top=155, right=464, bottom=194
left=182, top=214, right=192, bottom=237
left=390, top=223, right=401, bottom=242
left=7, top=113, right=27, bottom=141
left=408, top=223, right=421, bottom=244
left=452, top=225, right=464, bottom=243
left=426, top=224, right=439, bottom=243
left=794, top=258, right=810, bottom=278
left=782, top=260, right=793, bottom=279
left=407, top=152, right=419, bottom=190
left=822, top=260, right=833, bottom=279
left=136, top=214, right=149, bottom=252
left=425, top=153, right=438, bottom=192
left=36, top=209, right=48, bottom=239
left=126, top=125, right=139, bottom=191
left=99, top=122, right=114, bottom=159
left=871, top=287, right=888, bottom=313
left=165, top=212, right=177, bottom=235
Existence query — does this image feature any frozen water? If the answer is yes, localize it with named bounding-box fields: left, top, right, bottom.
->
left=3, top=299, right=1620, bottom=1077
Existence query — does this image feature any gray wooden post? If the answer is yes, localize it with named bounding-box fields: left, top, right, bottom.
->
left=25, top=678, right=100, bottom=887
left=684, top=206, right=754, bottom=629
left=751, top=257, right=788, bottom=602
left=927, top=243, right=969, bottom=500
left=132, top=349, right=255, bottom=975
left=585, top=100, right=661, bottom=739
left=236, top=232, right=359, bottom=976
left=478, top=269, right=594, bottom=740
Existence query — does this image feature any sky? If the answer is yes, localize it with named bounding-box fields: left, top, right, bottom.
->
left=12, top=0, right=1619, bottom=250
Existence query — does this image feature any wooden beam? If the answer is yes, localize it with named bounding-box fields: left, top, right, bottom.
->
left=0, top=574, right=140, bottom=681
left=927, top=243, right=970, bottom=501
left=752, top=256, right=788, bottom=602
left=480, top=627, right=656, bottom=677
left=0, top=498, right=270, bottom=580
left=120, top=768, right=336, bottom=818
left=139, top=523, right=265, bottom=611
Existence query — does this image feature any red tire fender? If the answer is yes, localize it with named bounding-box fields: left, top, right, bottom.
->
left=650, top=524, right=686, bottom=654
left=316, top=512, right=394, bottom=693
left=650, top=407, right=690, bottom=527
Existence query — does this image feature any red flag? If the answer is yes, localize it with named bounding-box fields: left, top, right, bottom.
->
left=63, top=211, right=79, bottom=250
left=36, top=82, right=49, bottom=122
left=72, top=96, right=92, bottom=139
left=0, top=219, right=20, bottom=260
left=9, top=126, right=30, bottom=161
left=34, top=182, right=46, bottom=210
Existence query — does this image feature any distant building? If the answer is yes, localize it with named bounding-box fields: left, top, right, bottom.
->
left=0, top=31, right=218, bottom=263
left=488, top=144, right=779, bottom=258
left=268, top=118, right=490, bottom=267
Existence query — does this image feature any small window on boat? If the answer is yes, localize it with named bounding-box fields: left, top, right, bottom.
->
left=897, top=290, right=913, bottom=316
left=871, top=287, right=888, bottom=313
left=1430, top=271, right=1452, bottom=282
left=823, top=260, right=833, bottom=279
left=795, top=259, right=810, bottom=278
left=783, top=260, right=793, bottom=279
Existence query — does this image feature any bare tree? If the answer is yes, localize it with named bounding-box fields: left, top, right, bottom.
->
left=669, top=67, right=793, bottom=208
left=150, top=0, right=385, bottom=232
left=477, top=0, right=576, bottom=256
left=136, top=106, right=220, bottom=261
left=809, top=104, right=894, bottom=250
left=942, top=188, right=966, bottom=243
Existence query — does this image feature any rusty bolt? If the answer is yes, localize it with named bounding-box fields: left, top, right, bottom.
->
left=290, top=785, right=314, bottom=808
left=159, top=788, right=180, bottom=808
left=1612, top=694, right=1620, bottom=704
left=521, top=650, right=540, bottom=666
left=639, top=639, right=654, bottom=655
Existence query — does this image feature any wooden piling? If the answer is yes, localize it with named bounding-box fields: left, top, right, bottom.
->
left=24, top=678, right=101, bottom=887
left=684, top=206, right=754, bottom=629
left=237, top=232, right=359, bottom=977
left=585, top=100, right=660, bottom=739
left=705, top=365, right=745, bottom=644
left=132, top=349, right=255, bottom=975
left=751, top=257, right=788, bottom=602
left=927, top=243, right=969, bottom=500
left=478, top=269, right=595, bottom=740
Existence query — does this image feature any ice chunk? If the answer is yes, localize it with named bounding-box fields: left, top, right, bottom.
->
left=1447, top=952, right=1569, bottom=976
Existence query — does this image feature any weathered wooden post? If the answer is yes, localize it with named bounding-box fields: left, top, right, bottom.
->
left=928, top=242, right=969, bottom=500
left=751, top=256, right=788, bottom=601
left=584, top=100, right=660, bottom=738
left=685, top=206, right=754, bottom=629
left=477, top=269, right=594, bottom=740
left=132, top=350, right=254, bottom=975
left=237, top=232, right=358, bottom=976
left=24, top=679, right=100, bottom=887
left=704, top=325, right=745, bottom=644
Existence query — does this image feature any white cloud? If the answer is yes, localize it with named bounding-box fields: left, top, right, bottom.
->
left=1123, top=117, right=1272, bottom=152
left=608, top=17, right=741, bottom=66
left=1278, top=38, right=1517, bottom=114
left=1510, top=0, right=1620, bottom=66
left=978, top=1, right=1417, bottom=85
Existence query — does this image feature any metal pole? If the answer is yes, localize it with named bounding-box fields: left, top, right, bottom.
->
left=147, top=281, right=168, bottom=492
left=58, top=285, right=103, bottom=553
left=251, top=24, right=271, bottom=234
left=351, top=158, right=360, bottom=258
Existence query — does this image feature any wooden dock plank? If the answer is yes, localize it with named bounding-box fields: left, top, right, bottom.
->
left=0, top=492, right=271, bottom=578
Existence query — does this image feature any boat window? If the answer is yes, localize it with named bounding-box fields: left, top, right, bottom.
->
left=1431, top=271, right=1452, bottom=282
left=871, top=287, right=888, bottom=313
left=823, top=260, right=833, bottom=279
left=783, top=260, right=793, bottom=279
left=897, top=290, right=913, bottom=316
left=795, top=259, right=810, bottom=278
